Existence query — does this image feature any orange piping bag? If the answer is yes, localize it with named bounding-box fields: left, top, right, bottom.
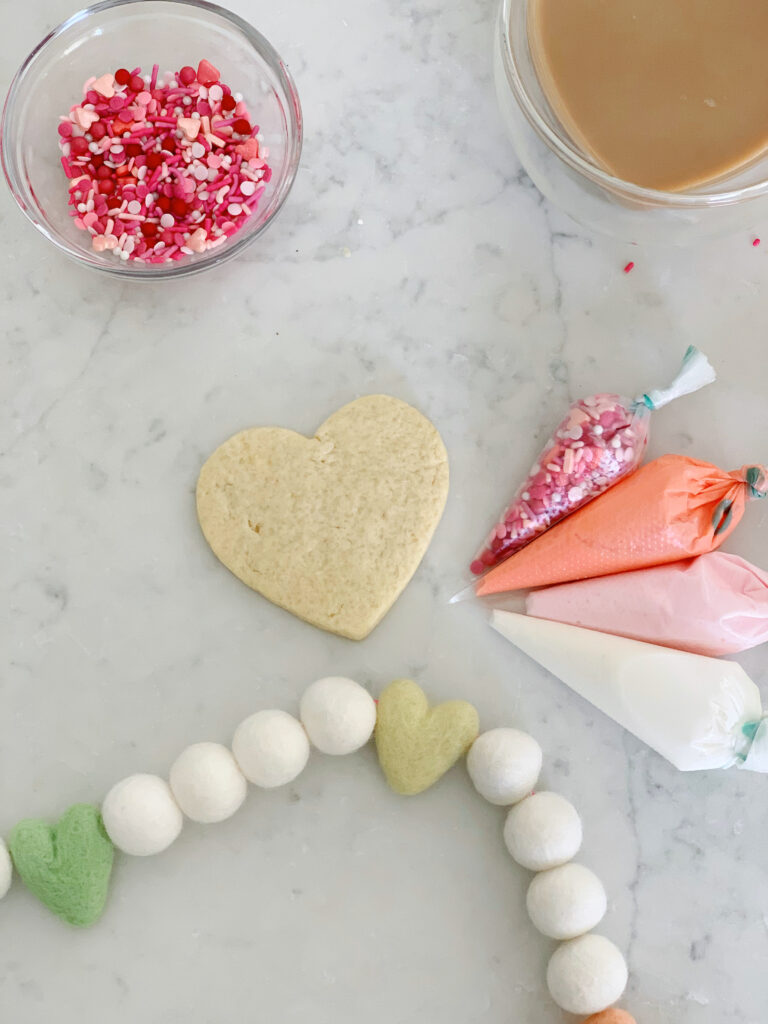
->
left=476, top=456, right=766, bottom=596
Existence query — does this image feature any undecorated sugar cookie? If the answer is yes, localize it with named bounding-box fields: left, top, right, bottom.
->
left=196, top=395, right=449, bottom=640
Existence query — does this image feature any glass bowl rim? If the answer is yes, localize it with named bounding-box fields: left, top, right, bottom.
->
left=0, top=0, right=303, bottom=280
left=498, top=0, right=768, bottom=209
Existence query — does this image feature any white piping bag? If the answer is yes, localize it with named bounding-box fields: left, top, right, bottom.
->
left=491, top=610, right=768, bottom=772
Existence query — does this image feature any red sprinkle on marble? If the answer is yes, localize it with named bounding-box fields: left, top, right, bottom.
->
left=623, top=261, right=635, bottom=273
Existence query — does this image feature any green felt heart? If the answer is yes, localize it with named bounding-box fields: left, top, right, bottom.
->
left=375, top=679, right=479, bottom=796
left=9, top=803, right=114, bottom=927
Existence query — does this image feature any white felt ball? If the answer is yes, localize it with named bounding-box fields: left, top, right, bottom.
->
left=169, top=742, right=247, bottom=824
left=102, top=774, right=183, bottom=856
left=546, top=933, right=628, bottom=1015
left=467, top=728, right=542, bottom=805
left=300, top=676, right=376, bottom=755
left=503, top=791, right=582, bottom=871
left=527, top=863, right=607, bottom=939
left=232, top=709, right=310, bottom=788
left=0, top=838, right=12, bottom=899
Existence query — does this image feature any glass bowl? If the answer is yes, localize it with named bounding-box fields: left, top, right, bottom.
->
left=494, top=0, right=768, bottom=245
left=1, top=0, right=302, bottom=278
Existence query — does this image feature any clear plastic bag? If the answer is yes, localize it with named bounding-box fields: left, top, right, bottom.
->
left=469, top=346, right=715, bottom=576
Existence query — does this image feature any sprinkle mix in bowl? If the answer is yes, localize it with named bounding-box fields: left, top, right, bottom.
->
left=59, top=59, right=271, bottom=264
left=1, top=0, right=302, bottom=278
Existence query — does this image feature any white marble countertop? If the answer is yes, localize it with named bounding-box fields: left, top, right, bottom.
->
left=1, top=1, right=767, bottom=1022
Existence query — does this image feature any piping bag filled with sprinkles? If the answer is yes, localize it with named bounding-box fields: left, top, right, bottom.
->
left=475, top=457, right=767, bottom=596
left=468, top=346, right=715, bottom=577
left=491, top=611, right=768, bottom=773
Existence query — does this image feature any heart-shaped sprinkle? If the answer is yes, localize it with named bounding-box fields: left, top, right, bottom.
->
left=187, top=227, right=208, bottom=252
left=197, top=59, right=220, bottom=86
left=91, top=73, right=115, bottom=99
left=196, top=396, right=449, bottom=641
left=178, top=116, right=201, bottom=141
left=375, top=679, right=479, bottom=795
left=9, top=803, right=114, bottom=927
left=72, top=106, right=100, bottom=131
left=235, top=138, right=259, bottom=160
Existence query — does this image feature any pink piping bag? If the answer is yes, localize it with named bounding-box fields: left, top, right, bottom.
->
left=526, top=552, right=768, bottom=657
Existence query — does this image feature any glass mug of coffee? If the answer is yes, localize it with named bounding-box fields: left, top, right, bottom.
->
left=494, top=0, right=768, bottom=244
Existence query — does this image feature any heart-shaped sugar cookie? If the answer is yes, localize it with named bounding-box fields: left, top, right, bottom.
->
left=196, top=395, right=449, bottom=640
left=375, top=679, right=479, bottom=795
left=9, top=803, right=114, bottom=927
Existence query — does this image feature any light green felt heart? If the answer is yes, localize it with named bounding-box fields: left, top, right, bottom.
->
left=375, top=679, right=480, bottom=796
left=9, top=803, right=114, bottom=927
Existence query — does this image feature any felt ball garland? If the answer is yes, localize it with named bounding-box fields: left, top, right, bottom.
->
left=503, top=790, right=584, bottom=871
left=169, top=742, right=247, bottom=824
left=0, top=676, right=636, bottom=1023
left=300, top=676, right=377, bottom=755
left=102, top=774, right=183, bottom=857
left=527, top=863, right=608, bottom=941
left=232, top=709, right=310, bottom=788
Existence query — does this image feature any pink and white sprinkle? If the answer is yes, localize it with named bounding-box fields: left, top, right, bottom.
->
left=470, top=393, right=647, bottom=574
left=58, top=60, right=272, bottom=264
